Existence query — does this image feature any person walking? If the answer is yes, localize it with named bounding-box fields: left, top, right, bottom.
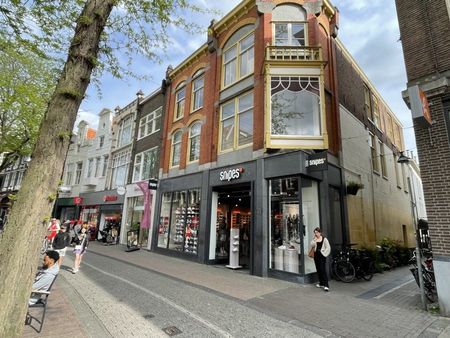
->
left=47, top=218, right=60, bottom=248
left=310, top=227, right=331, bottom=291
left=72, top=223, right=89, bottom=274
left=53, top=224, right=71, bottom=268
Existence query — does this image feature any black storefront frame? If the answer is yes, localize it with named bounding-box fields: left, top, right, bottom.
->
left=151, top=151, right=346, bottom=283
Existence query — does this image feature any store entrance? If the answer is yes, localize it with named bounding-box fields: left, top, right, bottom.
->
left=214, top=184, right=251, bottom=270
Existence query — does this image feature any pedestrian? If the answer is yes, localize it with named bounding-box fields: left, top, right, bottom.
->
left=72, top=223, right=89, bottom=274
left=71, top=221, right=82, bottom=245
left=29, top=250, right=60, bottom=305
left=310, top=227, right=331, bottom=292
left=47, top=218, right=60, bottom=248
left=52, top=224, right=71, bottom=268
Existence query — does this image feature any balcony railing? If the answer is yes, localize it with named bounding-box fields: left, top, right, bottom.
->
left=265, top=46, right=323, bottom=62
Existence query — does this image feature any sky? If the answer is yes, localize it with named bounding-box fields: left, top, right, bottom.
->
left=77, top=0, right=416, bottom=154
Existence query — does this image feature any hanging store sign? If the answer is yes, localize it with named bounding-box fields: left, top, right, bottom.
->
left=73, top=197, right=83, bottom=205
left=219, top=167, right=245, bottom=182
left=408, top=85, right=432, bottom=126
left=148, top=179, right=158, bottom=190
left=306, top=151, right=328, bottom=172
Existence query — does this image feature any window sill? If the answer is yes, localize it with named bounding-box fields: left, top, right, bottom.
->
left=382, top=175, right=388, bottom=181
left=190, top=106, right=203, bottom=114
left=218, top=143, right=253, bottom=155
left=372, top=170, right=380, bottom=176
left=220, top=73, right=254, bottom=92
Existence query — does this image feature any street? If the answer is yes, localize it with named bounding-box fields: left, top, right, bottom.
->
left=23, top=243, right=450, bottom=338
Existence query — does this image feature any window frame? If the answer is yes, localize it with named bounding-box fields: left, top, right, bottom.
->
left=369, top=134, right=380, bottom=173
left=138, top=107, right=162, bottom=140
left=111, top=149, right=131, bottom=188
left=174, top=83, right=186, bottom=121
left=222, top=31, right=255, bottom=88
left=65, top=163, right=74, bottom=185
left=272, top=21, right=307, bottom=46
left=191, top=70, right=205, bottom=113
left=187, top=122, right=202, bottom=163
left=117, top=116, right=133, bottom=148
left=132, top=146, right=158, bottom=182
left=219, top=91, right=254, bottom=153
left=75, top=162, right=83, bottom=185
left=170, top=130, right=183, bottom=167
left=379, top=140, right=387, bottom=178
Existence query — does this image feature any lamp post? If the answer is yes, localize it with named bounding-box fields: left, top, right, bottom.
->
left=398, top=152, right=427, bottom=311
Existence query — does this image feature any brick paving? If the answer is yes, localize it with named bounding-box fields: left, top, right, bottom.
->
left=21, top=242, right=450, bottom=337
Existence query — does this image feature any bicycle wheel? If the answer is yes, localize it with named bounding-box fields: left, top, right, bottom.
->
left=362, top=261, right=374, bottom=281
left=335, top=261, right=355, bottom=282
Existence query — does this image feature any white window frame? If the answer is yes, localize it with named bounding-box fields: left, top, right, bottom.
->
left=117, top=117, right=133, bottom=148
left=138, top=107, right=162, bottom=140
left=188, top=122, right=202, bottom=163
left=191, top=71, right=204, bottom=112
left=171, top=130, right=183, bottom=167
left=99, top=135, right=105, bottom=148
left=222, top=32, right=254, bottom=88
left=75, top=162, right=83, bottom=185
left=132, top=147, right=158, bottom=182
left=111, top=150, right=131, bottom=188
left=273, top=22, right=307, bottom=46
left=65, top=163, right=74, bottom=185
left=379, top=140, right=387, bottom=178
left=102, top=155, right=109, bottom=177
left=174, top=84, right=186, bottom=121
left=86, top=158, right=94, bottom=178
left=369, top=134, right=380, bottom=173
left=95, top=157, right=102, bottom=177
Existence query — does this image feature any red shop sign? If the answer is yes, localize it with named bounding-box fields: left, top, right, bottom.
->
left=103, top=195, right=118, bottom=202
left=73, top=197, right=83, bottom=205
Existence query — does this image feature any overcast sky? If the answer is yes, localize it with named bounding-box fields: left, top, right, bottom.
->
left=77, top=0, right=415, bottom=154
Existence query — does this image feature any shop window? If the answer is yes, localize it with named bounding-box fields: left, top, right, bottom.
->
left=270, top=76, right=321, bottom=136
left=222, top=28, right=254, bottom=88
left=174, top=83, right=186, bottom=121
left=125, top=196, right=148, bottom=247
left=219, top=91, right=253, bottom=152
left=191, top=70, right=204, bottom=112
left=269, top=177, right=320, bottom=275
left=274, top=22, right=306, bottom=46
left=188, top=122, right=201, bottom=162
left=157, top=189, right=201, bottom=255
left=171, top=130, right=182, bottom=167
left=132, top=147, right=158, bottom=182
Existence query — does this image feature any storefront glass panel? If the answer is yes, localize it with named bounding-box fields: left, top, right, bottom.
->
left=158, top=189, right=201, bottom=255
left=269, top=176, right=320, bottom=275
left=158, top=192, right=172, bottom=248
left=125, top=196, right=147, bottom=246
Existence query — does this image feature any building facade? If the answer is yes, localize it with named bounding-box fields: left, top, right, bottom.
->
left=120, top=89, right=165, bottom=248
left=151, top=0, right=414, bottom=283
left=395, top=0, right=450, bottom=315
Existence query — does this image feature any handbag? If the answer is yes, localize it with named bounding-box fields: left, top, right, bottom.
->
left=308, top=247, right=315, bottom=258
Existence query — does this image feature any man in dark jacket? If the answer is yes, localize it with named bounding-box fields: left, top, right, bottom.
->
left=53, top=225, right=71, bottom=267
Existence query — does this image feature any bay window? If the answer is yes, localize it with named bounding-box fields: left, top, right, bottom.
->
left=270, top=76, right=321, bottom=136
left=220, top=92, right=253, bottom=152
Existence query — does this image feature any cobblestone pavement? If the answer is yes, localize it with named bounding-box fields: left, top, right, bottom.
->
left=23, top=243, right=450, bottom=337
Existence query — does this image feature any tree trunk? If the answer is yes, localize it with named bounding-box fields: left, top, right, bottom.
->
left=0, top=1, right=115, bottom=335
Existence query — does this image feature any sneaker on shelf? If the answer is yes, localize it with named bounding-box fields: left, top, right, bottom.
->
left=315, top=284, right=322, bottom=288
left=324, top=287, right=329, bottom=292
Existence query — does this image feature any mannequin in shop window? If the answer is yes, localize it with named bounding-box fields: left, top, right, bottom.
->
left=240, top=224, right=250, bottom=267
left=217, top=220, right=227, bottom=257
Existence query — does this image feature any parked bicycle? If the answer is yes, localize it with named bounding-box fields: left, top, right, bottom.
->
left=332, top=244, right=375, bottom=283
left=409, top=251, right=437, bottom=303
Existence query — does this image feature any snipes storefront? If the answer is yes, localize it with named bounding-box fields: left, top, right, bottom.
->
left=152, top=150, right=346, bottom=283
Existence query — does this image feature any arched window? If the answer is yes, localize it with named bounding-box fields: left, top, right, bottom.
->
left=188, top=122, right=202, bottom=162
left=174, top=82, right=186, bottom=120
left=222, top=25, right=254, bottom=87
left=272, top=4, right=307, bottom=46
left=191, top=69, right=205, bottom=112
left=171, top=130, right=182, bottom=167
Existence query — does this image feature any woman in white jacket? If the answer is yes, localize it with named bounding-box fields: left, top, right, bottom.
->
left=310, top=227, right=331, bottom=291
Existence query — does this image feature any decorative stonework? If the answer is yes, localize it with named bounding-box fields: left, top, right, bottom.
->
left=256, top=1, right=276, bottom=14
left=303, top=1, right=323, bottom=16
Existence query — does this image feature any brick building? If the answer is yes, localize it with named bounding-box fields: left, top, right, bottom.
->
left=395, top=0, right=450, bottom=315
left=151, top=0, right=414, bottom=283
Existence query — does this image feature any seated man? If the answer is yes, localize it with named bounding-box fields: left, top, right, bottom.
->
left=29, top=251, right=60, bottom=305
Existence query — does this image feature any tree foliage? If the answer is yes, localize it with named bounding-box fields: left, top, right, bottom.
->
left=0, top=37, right=57, bottom=170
